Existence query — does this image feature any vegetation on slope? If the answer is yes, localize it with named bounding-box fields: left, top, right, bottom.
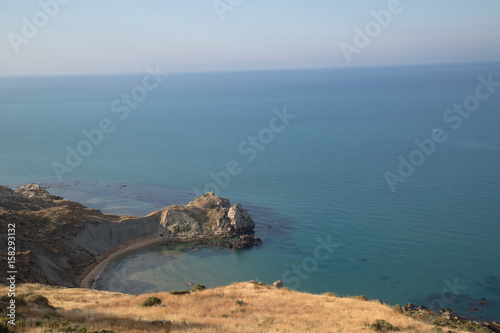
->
left=0, top=282, right=481, bottom=333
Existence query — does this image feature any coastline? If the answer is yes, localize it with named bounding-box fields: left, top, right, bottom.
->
left=78, top=237, right=169, bottom=289
left=77, top=234, right=251, bottom=289
left=4, top=181, right=498, bottom=323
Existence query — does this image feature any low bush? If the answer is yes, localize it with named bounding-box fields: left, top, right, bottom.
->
left=24, top=294, right=52, bottom=308
left=169, top=290, right=190, bottom=295
left=370, top=319, right=399, bottom=331
left=191, top=284, right=206, bottom=292
left=1, top=294, right=26, bottom=307
left=0, top=323, right=13, bottom=333
left=142, top=297, right=162, bottom=307
left=353, top=295, right=369, bottom=301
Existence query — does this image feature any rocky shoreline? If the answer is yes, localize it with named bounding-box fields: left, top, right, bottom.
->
left=1, top=183, right=498, bottom=332
left=0, top=184, right=262, bottom=288
left=78, top=234, right=263, bottom=289
left=395, top=303, right=500, bottom=332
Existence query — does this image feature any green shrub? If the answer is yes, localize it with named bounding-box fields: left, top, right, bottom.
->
left=391, top=304, right=403, bottom=314
left=142, top=297, right=162, bottom=307
left=0, top=323, right=14, bottom=333
left=23, top=294, right=52, bottom=308
left=169, top=290, right=190, bottom=295
left=46, top=320, right=60, bottom=328
left=191, top=284, right=206, bottom=292
left=370, top=319, right=398, bottom=331
left=151, top=320, right=172, bottom=326
left=463, top=322, right=490, bottom=333
left=235, top=300, right=245, bottom=306
left=59, top=325, right=76, bottom=333
left=353, top=295, right=369, bottom=301
left=1, top=295, right=26, bottom=307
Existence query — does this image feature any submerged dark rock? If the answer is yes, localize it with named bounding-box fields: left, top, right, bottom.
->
left=216, top=235, right=263, bottom=249
left=231, top=235, right=263, bottom=249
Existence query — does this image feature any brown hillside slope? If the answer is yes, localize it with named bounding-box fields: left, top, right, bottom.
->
left=0, top=282, right=476, bottom=333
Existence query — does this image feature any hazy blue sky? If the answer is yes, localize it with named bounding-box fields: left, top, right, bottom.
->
left=1, top=0, right=499, bottom=75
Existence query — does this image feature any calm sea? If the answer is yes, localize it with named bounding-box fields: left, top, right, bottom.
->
left=1, top=63, right=499, bottom=320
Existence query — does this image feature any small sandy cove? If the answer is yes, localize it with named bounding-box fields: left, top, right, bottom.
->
left=78, top=237, right=167, bottom=289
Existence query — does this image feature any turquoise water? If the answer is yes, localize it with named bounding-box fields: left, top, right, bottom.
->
left=1, top=63, right=500, bottom=320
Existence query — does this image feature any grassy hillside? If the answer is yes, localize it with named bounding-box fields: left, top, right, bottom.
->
left=0, top=282, right=486, bottom=333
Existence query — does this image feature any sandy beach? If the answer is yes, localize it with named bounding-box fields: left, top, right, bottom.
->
left=78, top=237, right=168, bottom=289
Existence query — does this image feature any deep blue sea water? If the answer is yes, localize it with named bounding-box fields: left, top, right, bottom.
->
left=1, top=63, right=500, bottom=321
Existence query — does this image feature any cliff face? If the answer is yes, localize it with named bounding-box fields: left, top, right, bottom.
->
left=0, top=185, right=255, bottom=287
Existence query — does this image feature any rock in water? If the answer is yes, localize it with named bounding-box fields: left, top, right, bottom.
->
left=16, top=183, right=62, bottom=200
left=231, top=235, right=263, bottom=249
left=155, top=191, right=255, bottom=237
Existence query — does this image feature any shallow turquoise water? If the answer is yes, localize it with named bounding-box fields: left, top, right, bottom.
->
left=1, top=63, right=500, bottom=320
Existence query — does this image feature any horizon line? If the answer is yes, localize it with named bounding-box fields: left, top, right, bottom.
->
left=1, top=60, right=499, bottom=78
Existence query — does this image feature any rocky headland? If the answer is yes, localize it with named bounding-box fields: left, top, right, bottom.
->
left=0, top=184, right=260, bottom=288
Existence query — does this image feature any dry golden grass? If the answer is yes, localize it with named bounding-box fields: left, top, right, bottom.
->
left=1, top=282, right=470, bottom=333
